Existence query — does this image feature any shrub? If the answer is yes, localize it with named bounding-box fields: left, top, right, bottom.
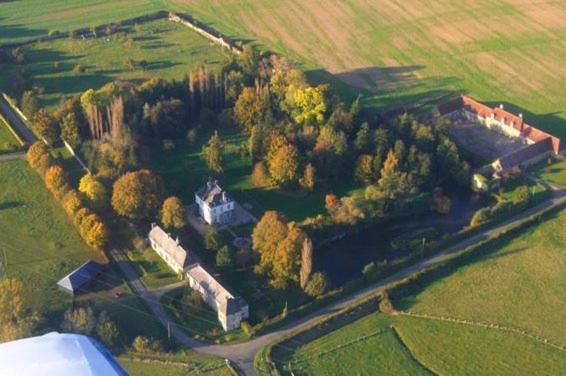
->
left=48, top=29, right=60, bottom=37
left=72, top=64, right=85, bottom=75
left=186, top=129, right=197, bottom=145
left=377, top=291, right=396, bottom=314
left=162, top=139, right=175, bottom=151
left=304, top=272, right=329, bottom=297
left=204, top=225, right=221, bottom=251
left=241, top=321, right=255, bottom=338
left=251, top=161, right=270, bottom=187
left=216, top=245, right=232, bottom=268
left=362, top=262, right=377, bottom=277
left=182, top=289, right=204, bottom=309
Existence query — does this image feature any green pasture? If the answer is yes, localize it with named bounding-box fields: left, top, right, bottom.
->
left=0, top=159, right=103, bottom=325
left=125, top=247, right=179, bottom=289
left=0, top=18, right=229, bottom=108
left=275, top=313, right=566, bottom=376
left=118, top=353, right=231, bottom=376
left=529, top=157, right=566, bottom=189
left=0, top=118, right=22, bottom=153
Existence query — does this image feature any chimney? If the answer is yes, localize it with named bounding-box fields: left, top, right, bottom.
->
left=222, top=192, right=226, bottom=202
left=519, top=113, right=523, bottom=118
left=176, top=236, right=180, bottom=245
left=499, top=104, right=504, bottom=109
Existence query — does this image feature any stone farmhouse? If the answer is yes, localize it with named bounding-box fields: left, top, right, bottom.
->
left=195, top=179, right=235, bottom=225
left=186, top=263, right=249, bottom=331
left=435, top=95, right=563, bottom=175
left=148, top=224, right=192, bottom=275
left=148, top=223, right=248, bottom=331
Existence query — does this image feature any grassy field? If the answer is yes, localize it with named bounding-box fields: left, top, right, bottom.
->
left=118, top=353, right=231, bottom=376
left=275, top=314, right=566, bottom=375
left=148, top=129, right=362, bottom=221
left=529, top=157, right=566, bottom=188
left=126, top=247, right=179, bottom=289
left=0, top=18, right=229, bottom=108
left=396, top=209, right=566, bottom=344
left=0, top=159, right=104, bottom=324
left=0, top=118, right=22, bottom=153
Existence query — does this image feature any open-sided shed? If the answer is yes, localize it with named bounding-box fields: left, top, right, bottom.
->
left=57, top=260, right=104, bottom=295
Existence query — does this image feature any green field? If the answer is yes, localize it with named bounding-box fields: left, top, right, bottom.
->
left=0, top=118, right=21, bottom=153
left=275, top=314, right=566, bottom=376
left=0, top=159, right=104, bottom=323
left=396, top=209, right=566, bottom=344
left=529, top=158, right=566, bottom=189
left=0, top=18, right=229, bottom=108
left=118, top=353, right=231, bottom=376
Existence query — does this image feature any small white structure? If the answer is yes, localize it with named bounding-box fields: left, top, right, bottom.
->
left=186, top=263, right=249, bottom=331
left=195, top=180, right=235, bottom=225
left=148, top=223, right=191, bottom=275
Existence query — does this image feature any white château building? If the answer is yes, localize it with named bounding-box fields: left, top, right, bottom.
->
left=148, top=224, right=191, bottom=275
left=195, top=180, right=235, bottom=225
left=186, top=263, right=249, bottom=331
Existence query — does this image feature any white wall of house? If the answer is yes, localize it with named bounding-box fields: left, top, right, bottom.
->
left=195, top=194, right=234, bottom=225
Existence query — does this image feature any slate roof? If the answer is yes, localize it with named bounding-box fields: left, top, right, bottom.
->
left=196, top=180, right=232, bottom=208
left=148, top=224, right=190, bottom=270
left=186, top=263, right=248, bottom=315
left=495, top=138, right=553, bottom=170
left=57, top=261, right=104, bottom=295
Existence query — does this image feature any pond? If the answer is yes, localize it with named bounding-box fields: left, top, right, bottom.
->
left=314, top=192, right=489, bottom=286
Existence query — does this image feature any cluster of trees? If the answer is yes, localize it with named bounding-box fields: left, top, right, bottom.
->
left=251, top=210, right=328, bottom=295
left=0, top=279, right=39, bottom=342
left=27, top=142, right=109, bottom=249
left=61, top=306, right=119, bottom=348
left=470, top=184, right=533, bottom=228
left=203, top=225, right=237, bottom=269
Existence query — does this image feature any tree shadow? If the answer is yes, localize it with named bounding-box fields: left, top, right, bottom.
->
left=0, top=200, right=23, bottom=210
left=0, top=15, right=48, bottom=43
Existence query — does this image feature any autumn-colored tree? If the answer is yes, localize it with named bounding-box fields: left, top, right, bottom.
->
left=201, top=131, right=225, bottom=173
left=377, top=149, right=410, bottom=203
left=267, top=143, right=299, bottom=186
left=33, top=108, right=59, bottom=144
left=79, top=173, right=107, bottom=209
left=325, top=193, right=338, bottom=207
left=0, top=279, right=38, bottom=342
left=299, top=163, right=316, bottom=192
left=95, top=311, right=119, bottom=347
left=73, top=207, right=92, bottom=228
left=62, top=306, right=96, bottom=334
left=160, top=196, right=186, bottom=230
left=111, top=169, right=164, bottom=220
left=234, top=86, right=270, bottom=133
left=304, top=272, right=329, bottom=297
left=62, top=189, right=83, bottom=217
left=21, top=90, right=38, bottom=119
left=252, top=211, right=289, bottom=276
left=44, top=165, right=69, bottom=199
left=354, top=154, right=374, bottom=185
left=36, top=153, right=55, bottom=176
left=79, top=212, right=109, bottom=248
left=299, top=236, right=313, bottom=289
left=27, top=141, right=49, bottom=171
left=285, top=85, right=327, bottom=125
left=251, top=161, right=270, bottom=187
left=270, top=226, right=304, bottom=289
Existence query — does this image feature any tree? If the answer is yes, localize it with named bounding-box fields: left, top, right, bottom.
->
left=204, top=225, right=221, bottom=251
left=79, top=173, right=107, bottom=209
left=27, top=141, right=49, bottom=171
left=304, top=272, right=329, bottom=297
left=234, top=87, right=270, bottom=133
left=21, top=90, right=38, bottom=119
left=251, top=161, right=270, bottom=187
left=62, top=306, right=96, bottom=334
left=216, top=245, right=232, bottom=268
left=299, top=236, right=313, bottom=289
left=376, top=149, right=410, bottom=204
left=252, top=211, right=289, bottom=276
left=60, top=112, right=81, bottom=148
left=160, top=196, right=186, bottom=230
left=33, top=108, right=59, bottom=144
left=111, top=169, right=164, bottom=220
left=313, top=126, right=348, bottom=177
left=96, top=311, right=119, bottom=347
left=353, top=122, right=372, bottom=153
left=79, top=213, right=109, bottom=248
left=299, top=163, right=316, bottom=192
left=0, top=279, right=37, bottom=342
left=267, top=143, right=299, bottom=186
left=270, top=226, right=304, bottom=289
left=354, top=154, right=375, bottom=185
left=62, top=189, right=83, bottom=217
left=44, top=165, right=69, bottom=199
left=201, top=131, right=225, bottom=173
left=286, top=86, right=327, bottom=125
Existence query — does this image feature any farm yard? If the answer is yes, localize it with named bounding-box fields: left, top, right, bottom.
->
left=273, top=209, right=566, bottom=375
left=0, top=18, right=230, bottom=108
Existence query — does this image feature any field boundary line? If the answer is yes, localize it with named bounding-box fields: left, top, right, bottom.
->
left=399, top=311, right=566, bottom=352
left=390, top=325, right=438, bottom=376
left=0, top=109, right=26, bottom=147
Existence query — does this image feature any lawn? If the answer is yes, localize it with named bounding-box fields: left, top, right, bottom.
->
left=275, top=314, right=566, bottom=376
left=126, top=247, right=180, bottom=289
left=0, top=18, right=230, bottom=108
left=529, top=157, right=566, bottom=189
left=0, top=118, right=22, bottom=153
left=0, top=159, right=104, bottom=326
left=497, top=175, right=548, bottom=203
left=396, top=209, right=566, bottom=344
left=148, top=129, right=363, bottom=222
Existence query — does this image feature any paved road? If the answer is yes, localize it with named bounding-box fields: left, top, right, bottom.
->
left=110, top=193, right=565, bottom=375
left=0, top=94, right=36, bottom=144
